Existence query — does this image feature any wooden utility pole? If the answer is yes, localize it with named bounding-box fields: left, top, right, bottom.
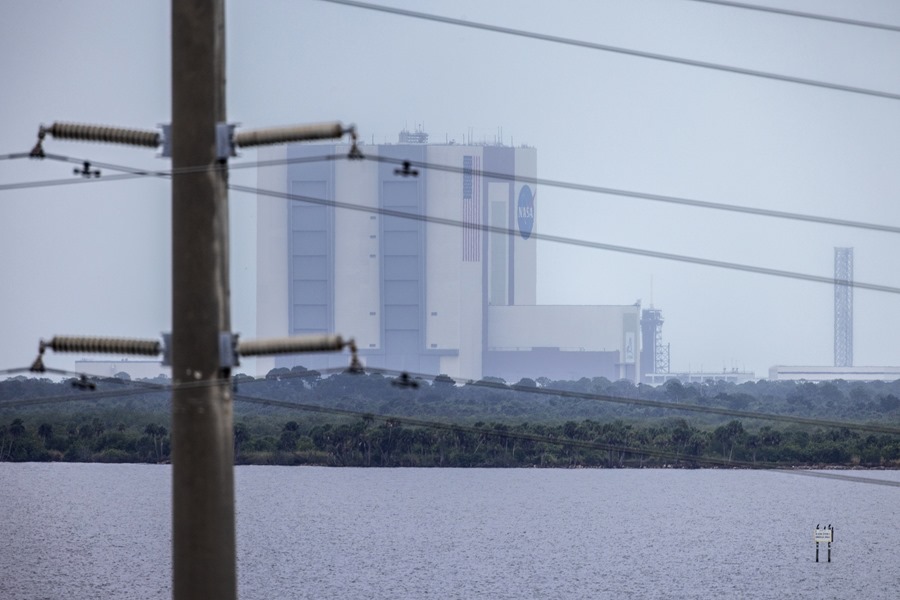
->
left=171, top=1, right=236, bottom=598
left=30, top=5, right=353, bottom=598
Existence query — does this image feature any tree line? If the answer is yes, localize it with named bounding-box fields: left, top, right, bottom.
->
left=1, top=370, right=899, bottom=467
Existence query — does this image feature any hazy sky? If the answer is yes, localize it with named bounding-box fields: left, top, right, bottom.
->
left=3, top=0, right=900, bottom=380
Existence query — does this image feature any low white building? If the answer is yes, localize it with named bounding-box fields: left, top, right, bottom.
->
left=769, top=365, right=900, bottom=382
left=643, top=370, right=757, bottom=385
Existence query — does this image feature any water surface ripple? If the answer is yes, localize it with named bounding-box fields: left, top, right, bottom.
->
left=2, top=464, right=897, bottom=599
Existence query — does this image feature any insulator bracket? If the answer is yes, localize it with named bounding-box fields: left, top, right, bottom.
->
left=236, top=334, right=345, bottom=357
left=31, top=334, right=162, bottom=374
left=216, top=123, right=238, bottom=160
left=159, top=332, right=238, bottom=369
left=38, top=122, right=161, bottom=149
left=42, top=335, right=161, bottom=356
left=41, top=120, right=355, bottom=160
left=233, top=122, right=349, bottom=149
left=220, top=332, right=239, bottom=368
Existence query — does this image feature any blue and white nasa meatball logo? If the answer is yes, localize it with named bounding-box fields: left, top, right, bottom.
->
left=517, top=185, right=535, bottom=240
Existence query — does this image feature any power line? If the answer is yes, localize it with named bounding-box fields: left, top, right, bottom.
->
left=9, top=151, right=900, bottom=299
left=233, top=182, right=900, bottom=296
left=0, top=152, right=345, bottom=192
left=317, top=0, right=900, bottom=102
left=7, top=151, right=900, bottom=238
left=8, top=150, right=900, bottom=296
left=0, top=171, right=156, bottom=192
left=232, top=363, right=900, bottom=437
left=0, top=152, right=33, bottom=161
left=362, top=154, right=900, bottom=236
left=686, top=0, right=900, bottom=33
left=0, top=381, right=168, bottom=408
left=330, top=365, right=900, bottom=436
left=5, top=363, right=899, bottom=436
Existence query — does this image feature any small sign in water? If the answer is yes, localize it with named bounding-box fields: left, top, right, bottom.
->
left=814, top=524, right=834, bottom=562
left=814, top=529, right=833, bottom=543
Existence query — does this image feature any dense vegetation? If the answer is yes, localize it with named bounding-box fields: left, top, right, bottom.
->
left=1, top=369, right=899, bottom=468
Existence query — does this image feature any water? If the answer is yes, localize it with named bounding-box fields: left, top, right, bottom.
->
left=1, top=464, right=898, bottom=599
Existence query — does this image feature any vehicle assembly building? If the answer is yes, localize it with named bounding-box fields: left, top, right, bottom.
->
left=255, top=131, right=644, bottom=383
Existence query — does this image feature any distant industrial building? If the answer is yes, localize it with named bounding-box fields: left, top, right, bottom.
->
left=640, top=307, right=670, bottom=384
left=767, top=248, right=900, bottom=382
left=643, top=370, right=757, bottom=385
left=768, top=366, right=900, bottom=383
left=255, top=130, right=644, bottom=382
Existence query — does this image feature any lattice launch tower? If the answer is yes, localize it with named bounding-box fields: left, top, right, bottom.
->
left=833, top=247, right=853, bottom=367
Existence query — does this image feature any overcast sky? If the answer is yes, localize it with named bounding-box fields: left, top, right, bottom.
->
left=3, top=0, right=900, bottom=380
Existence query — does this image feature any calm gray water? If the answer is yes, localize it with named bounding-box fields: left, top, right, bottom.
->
left=1, top=464, right=898, bottom=599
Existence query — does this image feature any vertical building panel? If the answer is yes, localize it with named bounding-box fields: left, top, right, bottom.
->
left=513, top=146, right=538, bottom=305
left=289, top=179, right=331, bottom=337
left=378, top=145, right=427, bottom=372
left=426, top=145, right=481, bottom=373
left=333, top=155, right=381, bottom=351
left=489, top=192, right=509, bottom=306
left=255, top=145, right=290, bottom=375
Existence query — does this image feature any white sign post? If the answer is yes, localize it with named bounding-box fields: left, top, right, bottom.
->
left=814, top=525, right=834, bottom=562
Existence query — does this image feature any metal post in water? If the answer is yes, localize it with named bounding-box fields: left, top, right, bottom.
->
left=828, top=525, right=833, bottom=563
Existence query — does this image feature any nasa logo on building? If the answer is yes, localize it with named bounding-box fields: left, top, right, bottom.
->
left=517, top=185, right=535, bottom=240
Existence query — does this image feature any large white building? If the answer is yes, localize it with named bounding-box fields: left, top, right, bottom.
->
left=255, top=132, right=641, bottom=382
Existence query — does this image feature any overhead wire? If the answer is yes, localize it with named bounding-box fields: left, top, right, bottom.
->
left=0, top=171, right=157, bottom=192
left=237, top=364, right=900, bottom=436
left=9, top=361, right=898, bottom=436
left=362, top=153, right=900, bottom=236
left=341, top=365, right=900, bottom=436
left=0, top=152, right=33, bottom=161
left=233, top=182, right=900, bottom=296
left=685, top=0, right=900, bottom=33
left=6, top=149, right=898, bottom=295
left=316, top=0, right=900, bottom=102
left=6, top=150, right=899, bottom=237
left=0, top=151, right=347, bottom=192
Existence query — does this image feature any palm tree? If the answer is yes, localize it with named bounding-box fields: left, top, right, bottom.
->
left=9, top=418, right=26, bottom=438
left=144, top=424, right=168, bottom=462
left=233, top=423, right=249, bottom=460
left=38, top=423, right=53, bottom=447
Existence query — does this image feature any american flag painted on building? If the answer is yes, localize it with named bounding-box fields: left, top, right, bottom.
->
left=462, top=155, right=481, bottom=261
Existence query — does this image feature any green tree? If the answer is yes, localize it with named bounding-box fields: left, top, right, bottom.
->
left=713, top=420, right=745, bottom=462
left=143, top=424, right=168, bottom=462
left=234, top=422, right=249, bottom=460
left=38, top=423, right=53, bottom=447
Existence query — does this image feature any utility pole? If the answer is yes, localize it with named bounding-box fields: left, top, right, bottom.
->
left=171, top=1, right=235, bottom=598
left=28, top=2, right=359, bottom=597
